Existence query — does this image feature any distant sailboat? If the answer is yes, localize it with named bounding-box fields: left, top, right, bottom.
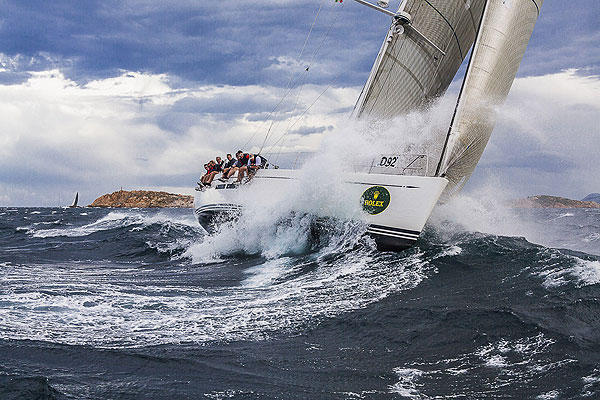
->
left=68, top=192, right=79, bottom=208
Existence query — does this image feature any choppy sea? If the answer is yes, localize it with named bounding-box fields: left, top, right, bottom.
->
left=1, top=205, right=599, bottom=399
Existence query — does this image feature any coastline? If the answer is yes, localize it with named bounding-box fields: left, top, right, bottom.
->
left=88, top=190, right=193, bottom=208
left=508, top=195, right=600, bottom=209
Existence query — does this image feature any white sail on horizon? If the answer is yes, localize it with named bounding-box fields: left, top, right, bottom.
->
left=69, top=192, right=79, bottom=208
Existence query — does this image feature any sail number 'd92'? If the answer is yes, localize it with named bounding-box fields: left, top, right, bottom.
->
left=379, top=156, right=399, bottom=168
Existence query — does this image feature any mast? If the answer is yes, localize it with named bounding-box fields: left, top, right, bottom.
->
left=352, top=0, right=411, bottom=119
left=352, top=10, right=397, bottom=118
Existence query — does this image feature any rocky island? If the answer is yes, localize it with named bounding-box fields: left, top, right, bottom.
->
left=89, top=190, right=193, bottom=208
left=509, top=195, right=600, bottom=209
left=582, top=193, right=600, bottom=204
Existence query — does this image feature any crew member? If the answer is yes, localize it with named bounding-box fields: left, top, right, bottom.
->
left=219, top=154, right=236, bottom=181
left=235, top=151, right=252, bottom=183
left=201, top=160, right=221, bottom=186
left=246, top=154, right=264, bottom=178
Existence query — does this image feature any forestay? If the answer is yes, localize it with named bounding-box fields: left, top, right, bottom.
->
left=437, top=0, right=543, bottom=193
left=353, top=0, right=486, bottom=120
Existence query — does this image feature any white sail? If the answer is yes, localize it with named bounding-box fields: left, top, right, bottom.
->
left=354, top=0, right=487, bottom=120
left=437, top=0, right=543, bottom=192
left=193, top=0, right=545, bottom=252
left=69, top=192, right=79, bottom=208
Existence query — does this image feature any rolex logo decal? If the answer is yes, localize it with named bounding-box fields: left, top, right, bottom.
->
left=361, top=186, right=390, bottom=215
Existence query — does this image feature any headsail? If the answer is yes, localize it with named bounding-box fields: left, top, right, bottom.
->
left=437, top=0, right=544, bottom=193
left=353, top=0, right=486, bottom=120
left=69, top=192, right=79, bottom=208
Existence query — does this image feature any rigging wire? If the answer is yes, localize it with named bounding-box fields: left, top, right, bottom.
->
left=257, top=67, right=310, bottom=153
left=265, top=78, right=338, bottom=156
left=298, top=0, right=326, bottom=64
left=272, top=1, right=346, bottom=162
left=306, top=2, right=345, bottom=70
left=241, top=71, right=310, bottom=150
left=243, top=0, right=327, bottom=152
left=274, top=71, right=308, bottom=164
left=264, top=2, right=346, bottom=158
left=257, top=1, right=329, bottom=153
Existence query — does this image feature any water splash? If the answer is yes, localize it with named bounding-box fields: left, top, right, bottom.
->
left=189, top=97, right=456, bottom=261
left=0, top=247, right=432, bottom=347
left=429, top=182, right=600, bottom=256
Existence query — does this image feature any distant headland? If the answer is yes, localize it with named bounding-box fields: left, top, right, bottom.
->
left=582, top=193, right=600, bottom=204
left=89, top=190, right=193, bottom=208
left=509, top=194, right=600, bottom=209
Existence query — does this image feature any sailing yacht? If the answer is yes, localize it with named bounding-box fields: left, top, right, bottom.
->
left=68, top=192, right=79, bottom=208
left=194, top=0, right=544, bottom=251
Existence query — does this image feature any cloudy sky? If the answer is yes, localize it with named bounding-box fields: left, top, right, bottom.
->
left=0, top=0, right=598, bottom=206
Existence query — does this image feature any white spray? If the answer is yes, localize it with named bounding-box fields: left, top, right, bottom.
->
left=186, top=96, right=457, bottom=262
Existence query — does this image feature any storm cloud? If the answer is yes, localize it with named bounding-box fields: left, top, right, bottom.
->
left=0, top=0, right=599, bottom=206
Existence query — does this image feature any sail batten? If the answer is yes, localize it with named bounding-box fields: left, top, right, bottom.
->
left=354, top=0, right=487, bottom=120
left=352, top=0, right=542, bottom=194
left=438, top=0, right=544, bottom=193
left=422, top=0, right=466, bottom=58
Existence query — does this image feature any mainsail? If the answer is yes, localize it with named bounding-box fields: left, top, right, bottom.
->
left=354, top=0, right=487, bottom=119
left=437, top=0, right=544, bottom=192
left=353, top=0, right=543, bottom=194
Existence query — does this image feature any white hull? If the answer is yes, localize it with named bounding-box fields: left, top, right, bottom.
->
left=194, top=169, right=448, bottom=251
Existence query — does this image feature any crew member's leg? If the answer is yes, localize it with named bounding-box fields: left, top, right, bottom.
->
left=226, top=167, right=238, bottom=179
left=246, top=166, right=257, bottom=181
left=206, top=171, right=219, bottom=184
left=237, top=166, right=247, bottom=182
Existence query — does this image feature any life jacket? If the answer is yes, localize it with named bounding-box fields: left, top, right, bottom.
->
left=240, top=153, right=250, bottom=166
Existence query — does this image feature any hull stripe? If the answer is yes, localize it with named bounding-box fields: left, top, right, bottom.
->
left=197, top=205, right=240, bottom=211
left=367, top=228, right=419, bottom=240
left=367, top=230, right=419, bottom=242
left=369, top=224, right=420, bottom=236
left=196, top=204, right=241, bottom=212
left=196, top=208, right=239, bottom=214
left=196, top=208, right=239, bottom=215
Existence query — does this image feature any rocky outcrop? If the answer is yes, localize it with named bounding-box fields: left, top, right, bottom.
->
left=509, top=195, right=600, bottom=209
left=582, top=193, right=600, bottom=204
left=89, top=190, right=193, bottom=208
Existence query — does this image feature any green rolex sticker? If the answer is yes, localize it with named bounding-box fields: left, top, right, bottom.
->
left=361, top=186, right=390, bottom=215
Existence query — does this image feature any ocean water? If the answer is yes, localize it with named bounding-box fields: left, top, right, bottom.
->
left=0, top=205, right=599, bottom=399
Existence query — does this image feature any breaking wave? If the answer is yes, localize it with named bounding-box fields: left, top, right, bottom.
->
left=2, top=203, right=600, bottom=351
left=1, top=201, right=599, bottom=399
